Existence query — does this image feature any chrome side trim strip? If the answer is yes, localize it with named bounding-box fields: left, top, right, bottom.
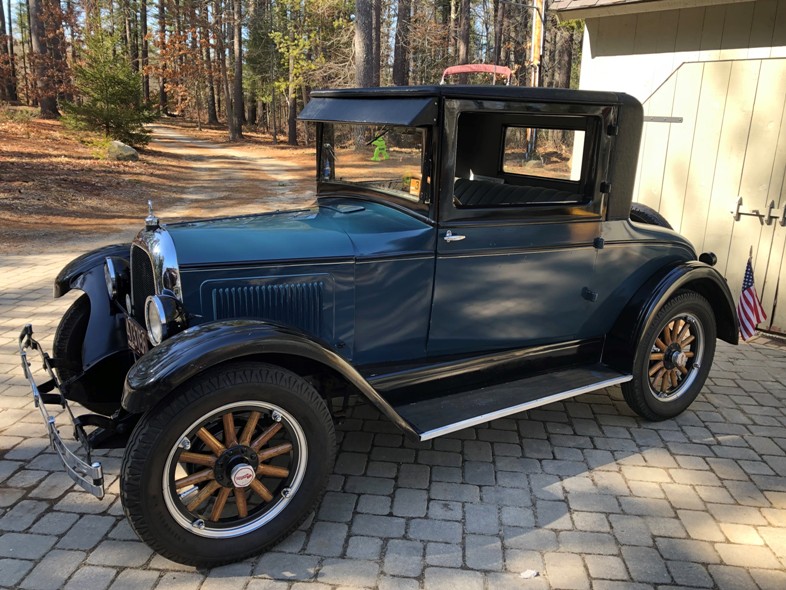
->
left=417, top=374, right=632, bottom=441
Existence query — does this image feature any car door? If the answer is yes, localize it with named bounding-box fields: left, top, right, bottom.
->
left=427, top=101, right=612, bottom=356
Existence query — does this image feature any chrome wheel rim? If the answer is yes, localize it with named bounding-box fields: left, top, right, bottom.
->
left=646, top=312, right=704, bottom=402
left=162, top=401, right=307, bottom=539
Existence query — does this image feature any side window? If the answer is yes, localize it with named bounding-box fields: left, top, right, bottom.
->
left=502, top=127, right=584, bottom=182
left=452, top=112, right=593, bottom=210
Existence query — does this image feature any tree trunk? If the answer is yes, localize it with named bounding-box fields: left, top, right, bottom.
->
left=50, top=0, right=69, bottom=101
left=371, top=0, right=380, bottom=86
left=215, top=0, right=237, bottom=141
left=122, top=0, right=135, bottom=70
left=457, top=0, right=469, bottom=63
left=391, top=0, right=410, bottom=86
left=271, top=85, right=278, bottom=144
left=28, top=0, right=58, bottom=116
left=158, top=0, right=167, bottom=111
left=353, top=0, right=372, bottom=87
left=19, top=0, right=31, bottom=104
left=0, top=0, right=17, bottom=100
left=493, top=0, right=505, bottom=67
left=457, top=0, right=469, bottom=82
left=200, top=4, right=218, bottom=124
left=300, top=81, right=309, bottom=145
left=449, top=0, right=457, bottom=59
left=65, top=0, right=76, bottom=66
left=555, top=26, right=572, bottom=89
left=232, top=0, right=243, bottom=137
left=140, top=0, right=148, bottom=100
left=286, top=39, right=296, bottom=145
left=6, top=0, right=18, bottom=101
left=287, top=92, right=296, bottom=145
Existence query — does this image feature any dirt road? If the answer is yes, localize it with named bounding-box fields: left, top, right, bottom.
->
left=147, top=124, right=315, bottom=222
left=0, top=120, right=315, bottom=254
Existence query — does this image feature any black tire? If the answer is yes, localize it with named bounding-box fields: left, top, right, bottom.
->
left=630, top=202, right=673, bottom=229
left=53, top=294, right=90, bottom=383
left=621, top=291, right=716, bottom=421
left=120, top=362, right=335, bottom=567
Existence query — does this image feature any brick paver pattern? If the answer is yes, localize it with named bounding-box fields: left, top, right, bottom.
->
left=1, top=249, right=785, bottom=590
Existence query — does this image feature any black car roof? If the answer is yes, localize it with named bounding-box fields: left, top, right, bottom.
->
left=309, top=85, right=631, bottom=105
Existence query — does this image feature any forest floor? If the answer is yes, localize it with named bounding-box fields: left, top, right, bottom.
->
left=0, top=114, right=317, bottom=254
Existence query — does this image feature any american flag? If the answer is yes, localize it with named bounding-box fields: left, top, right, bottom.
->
left=737, top=256, right=767, bottom=341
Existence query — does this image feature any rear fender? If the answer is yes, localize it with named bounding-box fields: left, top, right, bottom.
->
left=121, top=320, right=418, bottom=438
left=604, top=261, right=739, bottom=372
left=55, top=244, right=131, bottom=369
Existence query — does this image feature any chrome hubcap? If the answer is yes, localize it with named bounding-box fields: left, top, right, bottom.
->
left=670, top=350, right=688, bottom=368
left=230, top=464, right=255, bottom=488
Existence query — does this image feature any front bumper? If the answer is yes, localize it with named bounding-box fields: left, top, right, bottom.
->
left=18, top=325, right=105, bottom=499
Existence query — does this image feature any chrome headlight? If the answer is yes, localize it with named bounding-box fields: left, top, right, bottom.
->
left=144, top=294, right=186, bottom=346
left=104, top=258, right=118, bottom=298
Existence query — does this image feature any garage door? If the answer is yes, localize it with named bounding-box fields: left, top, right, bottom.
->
left=633, top=58, right=786, bottom=333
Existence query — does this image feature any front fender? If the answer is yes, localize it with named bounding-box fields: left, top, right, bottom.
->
left=54, top=243, right=131, bottom=298
left=604, top=261, right=739, bottom=372
left=54, top=244, right=131, bottom=369
left=122, top=320, right=418, bottom=437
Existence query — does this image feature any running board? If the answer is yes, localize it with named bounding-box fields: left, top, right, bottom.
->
left=391, top=364, right=631, bottom=441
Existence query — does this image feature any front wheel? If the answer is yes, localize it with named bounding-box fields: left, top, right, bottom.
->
left=120, top=363, right=336, bottom=566
left=622, top=291, right=716, bottom=421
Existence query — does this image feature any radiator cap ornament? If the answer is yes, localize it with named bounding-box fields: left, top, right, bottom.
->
left=145, top=200, right=159, bottom=230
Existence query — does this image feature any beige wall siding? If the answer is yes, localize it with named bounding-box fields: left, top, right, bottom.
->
left=580, top=0, right=786, bottom=331
left=581, top=1, right=786, bottom=99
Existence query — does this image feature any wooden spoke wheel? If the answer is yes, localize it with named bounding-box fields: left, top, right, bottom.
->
left=621, top=291, right=716, bottom=421
left=163, top=401, right=308, bottom=538
left=646, top=311, right=704, bottom=402
left=120, top=363, right=335, bottom=567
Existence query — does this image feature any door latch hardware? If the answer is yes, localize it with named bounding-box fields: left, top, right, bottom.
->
left=444, top=230, right=466, bottom=243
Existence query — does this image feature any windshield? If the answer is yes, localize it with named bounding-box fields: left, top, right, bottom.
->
left=320, top=123, right=428, bottom=208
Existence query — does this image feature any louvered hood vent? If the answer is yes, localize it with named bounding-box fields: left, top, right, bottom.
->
left=210, top=280, right=326, bottom=336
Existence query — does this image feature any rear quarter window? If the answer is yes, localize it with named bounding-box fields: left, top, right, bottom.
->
left=502, top=127, right=585, bottom=182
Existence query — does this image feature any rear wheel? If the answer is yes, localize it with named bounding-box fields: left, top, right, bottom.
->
left=120, top=362, right=335, bottom=567
left=622, top=291, right=716, bottom=420
left=630, top=202, right=673, bottom=229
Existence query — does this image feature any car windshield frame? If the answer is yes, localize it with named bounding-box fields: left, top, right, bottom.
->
left=316, top=122, right=432, bottom=216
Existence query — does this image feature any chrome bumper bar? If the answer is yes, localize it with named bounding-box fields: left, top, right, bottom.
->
left=18, top=325, right=105, bottom=499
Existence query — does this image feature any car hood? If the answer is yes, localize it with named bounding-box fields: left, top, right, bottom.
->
left=165, top=198, right=434, bottom=266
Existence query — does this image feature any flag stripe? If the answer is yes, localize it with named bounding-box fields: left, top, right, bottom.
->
left=736, top=257, right=766, bottom=341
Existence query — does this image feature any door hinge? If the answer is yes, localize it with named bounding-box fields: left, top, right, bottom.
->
left=593, top=237, right=605, bottom=249
left=607, top=124, right=619, bottom=136
left=582, top=287, right=598, bottom=302
left=600, top=181, right=612, bottom=194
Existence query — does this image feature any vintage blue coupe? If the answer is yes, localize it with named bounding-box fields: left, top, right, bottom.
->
left=19, top=85, right=738, bottom=566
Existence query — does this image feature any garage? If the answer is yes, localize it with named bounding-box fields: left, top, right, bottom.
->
left=554, top=0, right=786, bottom=332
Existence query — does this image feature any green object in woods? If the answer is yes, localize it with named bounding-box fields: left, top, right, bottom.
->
left=371, top=137, right=389, bottom=161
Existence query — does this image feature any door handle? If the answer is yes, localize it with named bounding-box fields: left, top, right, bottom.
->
left=444, top=230, right=466, bottom=243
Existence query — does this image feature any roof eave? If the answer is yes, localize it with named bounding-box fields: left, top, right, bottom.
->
left=553, top=0, right=748, bottom=22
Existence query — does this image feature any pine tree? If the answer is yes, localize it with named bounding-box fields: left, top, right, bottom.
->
left=62, top=33, right=155, bottom=146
